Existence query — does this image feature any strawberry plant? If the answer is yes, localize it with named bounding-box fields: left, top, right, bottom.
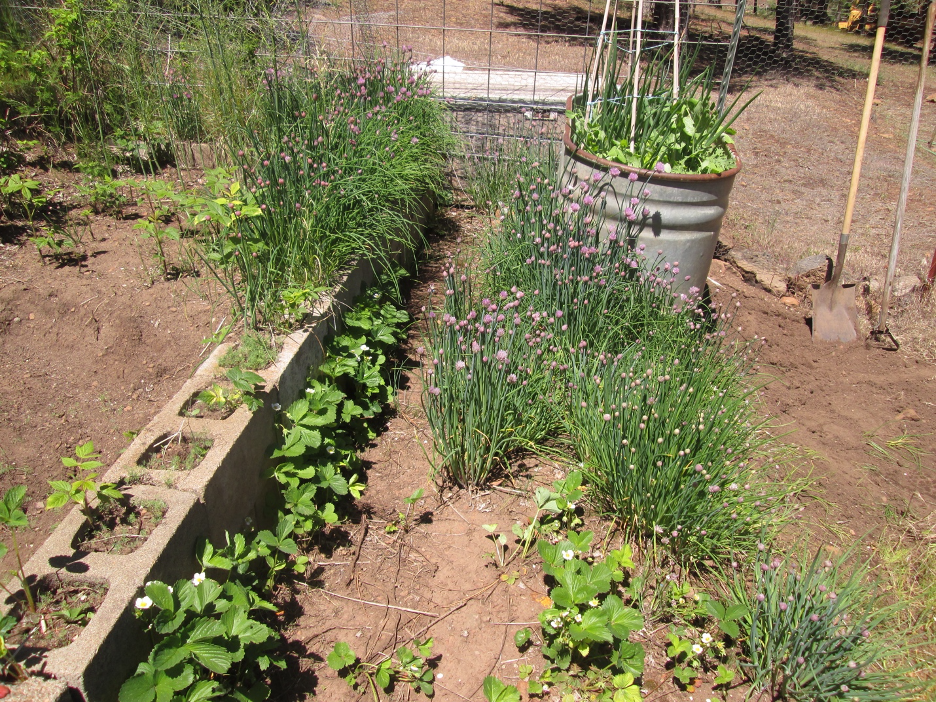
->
left=327, top=638, right=435, bottom=698
left=46, top=441, right=124, bottom=525
left=537, top=534, right=645, bottom=675
left=0, top=486, right=35, bottom=612
left=119, top=574, right=282, bottom=702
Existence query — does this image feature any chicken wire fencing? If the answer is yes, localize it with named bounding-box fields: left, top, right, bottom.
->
left=295, top=0, right=936, bottom=145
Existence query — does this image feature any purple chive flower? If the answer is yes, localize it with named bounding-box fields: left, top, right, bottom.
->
left=628, top=172, right=638, bottom=182
left=610, top=167, right=621, bottom=177
left=429, top=386, right=441, bottom=396
left=455, top=360, right=466, bottom=371
left=495, top=350, right=508, bottom=362
left=507, top=374, right=518, bottom=383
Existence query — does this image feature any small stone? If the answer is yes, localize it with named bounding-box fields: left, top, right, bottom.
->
left=891, top=275, right=921, bottom=298
left=789, top=254, right=830, bottom=278
left=731, top=251, right=788, bottom=296
left=28, top=313, right=35, bottom=320
left=895, top=408, right=921, bottom=422
left=12, top=317, right=20, bottom=323
left=780, top=296, right=800, bottom=307
left=125, top=406, right=132, bottom=411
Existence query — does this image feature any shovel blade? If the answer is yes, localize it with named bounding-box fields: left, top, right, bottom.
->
left=812, top=282, right=858, bottom=342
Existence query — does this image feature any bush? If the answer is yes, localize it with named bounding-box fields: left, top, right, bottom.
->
left=198, top=50, right=454, bottom=327
left=567, top=331, right=793, bottom=564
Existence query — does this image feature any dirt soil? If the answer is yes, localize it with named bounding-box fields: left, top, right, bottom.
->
left=0, top=160, right=230, bottom=575
left=138, top=433, right=213, bottom=473
left=268, top=205, right=935, bottom=702
left=75, top=498, right=167, bottom=555
left=6, top=577, right=107, bottom=655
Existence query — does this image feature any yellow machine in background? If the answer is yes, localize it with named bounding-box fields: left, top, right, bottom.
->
left=839, top=2, right=878, bottom=31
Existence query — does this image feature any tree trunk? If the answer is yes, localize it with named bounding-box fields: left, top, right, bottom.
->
left=651, top=0, right=691, bottom=34
left=775, top=0, right=795, bottom=59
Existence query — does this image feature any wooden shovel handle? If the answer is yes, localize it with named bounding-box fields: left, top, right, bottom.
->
left=832, top=0, right=891, bottom=286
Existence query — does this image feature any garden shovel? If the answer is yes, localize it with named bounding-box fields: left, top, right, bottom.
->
left=812, top=0, right=890, bottom=342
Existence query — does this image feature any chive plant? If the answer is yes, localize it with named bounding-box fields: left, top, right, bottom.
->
left=460, top=131, right=558, bottom=215
left=197, top=49, right=454, bottom=327
left=567, top=331, right=791, bottom=564
left=731, top=542, right=913, bottom=701
left=482, top=153, right=705, bottom=353
left=420, top=262, right=567, bottom=487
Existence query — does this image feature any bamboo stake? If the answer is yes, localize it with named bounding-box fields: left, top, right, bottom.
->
left=585, top=0, right=614, bottom=127
left=601, top=0, right=620, bottom=99
left=875, top=0, right=936, bottom=335
left=626, top=0, right=637, bottom=79
left=630, top=0, right=644, bottom=150
left=673, top=0, right=680, bottom=100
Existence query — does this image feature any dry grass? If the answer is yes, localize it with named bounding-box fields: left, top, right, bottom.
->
left=869, top=508, right=936, bottom=695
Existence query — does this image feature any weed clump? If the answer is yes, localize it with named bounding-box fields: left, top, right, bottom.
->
left=219, top=332, right=278, bottom=370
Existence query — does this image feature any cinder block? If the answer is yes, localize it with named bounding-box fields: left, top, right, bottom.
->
left=3, top=486, right=207, bottom=702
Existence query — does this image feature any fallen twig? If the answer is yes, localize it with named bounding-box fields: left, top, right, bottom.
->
left=344, top=519, right=368, bottom=587
left=312, top=588, right=439, bottom=617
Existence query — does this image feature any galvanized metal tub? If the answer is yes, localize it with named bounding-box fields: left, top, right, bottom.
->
left=562, top=96, right=741, bottom=298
